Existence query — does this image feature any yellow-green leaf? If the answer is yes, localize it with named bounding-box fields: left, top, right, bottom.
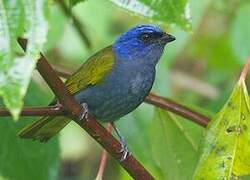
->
left=194, top=79, right=250, bottom=179
left=150, top=109, right=202, bottom=179
left=0, top=175, right=7, bottom=180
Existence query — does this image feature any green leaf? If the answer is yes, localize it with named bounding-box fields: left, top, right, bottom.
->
left=109, top=0, right=192, bottom=30
left=0, top=175, right=8, bottom=180
left=149, top=109, right=202, bottom=179
left=0, top=81, right=59, bottom=180
left=0, top=0, right=49, bottom=120
left=194, top=78, right=250, bottom=179
left=230, top=3, right=250, bottom=64
left=24, top=0, right=49, bottom=59
left=118, top=99, right=204, bottom=179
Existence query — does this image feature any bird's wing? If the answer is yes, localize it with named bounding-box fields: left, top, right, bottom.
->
left=65, top=46, right=115, bottom=94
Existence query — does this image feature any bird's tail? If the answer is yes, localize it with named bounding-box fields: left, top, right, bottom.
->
left=18, top=116, right=70, bottom=142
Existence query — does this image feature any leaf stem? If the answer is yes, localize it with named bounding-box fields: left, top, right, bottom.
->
left=240, top=57, right=250, bottom=81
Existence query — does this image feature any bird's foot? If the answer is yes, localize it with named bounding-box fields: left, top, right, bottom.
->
left=118, top=136, right=131, bottom=161
left=78, top=103, right=89, bottom=121
left=112, top=123, right=131, bottom=161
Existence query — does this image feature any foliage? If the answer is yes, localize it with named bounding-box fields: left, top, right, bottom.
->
left=70, top=0, right=191, bottom=30
left=1, top=0, right=250, bottom=179
left=149, top=110, right=202, bottom=179
left=0, top=0, right=49, bottom=120
left=109, top=0, right=192, bottom=30
left=0, top=81, right=59, bottom=180
left=194, top=77, right=250, bottom=179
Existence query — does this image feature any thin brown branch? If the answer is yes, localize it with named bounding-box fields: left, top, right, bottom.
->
left=56, top=0, right=91, bottom=49
left=0, top=106, right=64, bottom=117
left=145, top=93, right=210, bottom=127
left=17, top=39, right=154, bottom=180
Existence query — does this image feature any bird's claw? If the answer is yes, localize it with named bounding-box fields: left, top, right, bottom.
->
left=112, top=123, right=130, bottom=161
left=79, top=103, right=89, bottom=121
left=118, top=136, right=130, bottom=161
left=119, top=144, right=130, bottom=161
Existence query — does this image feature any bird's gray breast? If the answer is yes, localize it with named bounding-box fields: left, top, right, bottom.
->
left=125, top=65, right=155, bottom=103
left=74, top=61, right=155, bottom=122
left=130, top=73, right=146, bottom=94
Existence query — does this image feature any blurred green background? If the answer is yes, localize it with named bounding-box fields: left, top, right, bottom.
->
left=1, top=0, right=250, bottom=179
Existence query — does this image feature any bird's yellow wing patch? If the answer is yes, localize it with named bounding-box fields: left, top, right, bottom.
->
left=65, top=46, right=115, bottom=94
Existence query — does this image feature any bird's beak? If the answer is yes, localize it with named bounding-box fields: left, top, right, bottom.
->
left=159, top=33, right=176, bottom=44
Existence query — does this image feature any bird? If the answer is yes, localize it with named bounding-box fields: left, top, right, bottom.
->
left=18, top=24, right=175, bottom=160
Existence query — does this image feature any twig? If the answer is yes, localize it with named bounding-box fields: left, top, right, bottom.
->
left=0, top=93, right=211, bottom=127
left=95, top=123, right=113, bottom=180
left=240, top=57, right=250, bottom=81
left=145, top=93, right=210, bottom=127
left=17, top=38, right=154, bottom=180
left=56, top=0, right=91, bottom=49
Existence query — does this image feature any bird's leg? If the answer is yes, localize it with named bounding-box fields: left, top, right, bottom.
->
left=78, top=103, right=89, bottom=121
left=111, top=122, right=130, bottom=161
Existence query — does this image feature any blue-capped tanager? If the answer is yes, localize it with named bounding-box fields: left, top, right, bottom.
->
left=19, top=24, right=175, bottom=159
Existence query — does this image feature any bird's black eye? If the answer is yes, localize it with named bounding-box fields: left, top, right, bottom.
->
left=139, top=33, right=151, bottom=42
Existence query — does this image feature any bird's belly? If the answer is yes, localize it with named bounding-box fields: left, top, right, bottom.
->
left=74, top=69, right=155, bottom=122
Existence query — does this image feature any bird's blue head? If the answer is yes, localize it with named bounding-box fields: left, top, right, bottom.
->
left=113, top=24, right=175, bottom=65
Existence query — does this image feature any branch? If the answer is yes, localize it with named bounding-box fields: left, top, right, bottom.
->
left=56, top=0, right=91, bottom=49
left=0, top=93, right=210, bottom=127
left=17, top=39, right=154, bottom=180
left=145, top=93, right=209, bottom=127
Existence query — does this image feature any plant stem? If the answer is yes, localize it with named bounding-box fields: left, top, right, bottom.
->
left=240, top=57, right=250, bottom=81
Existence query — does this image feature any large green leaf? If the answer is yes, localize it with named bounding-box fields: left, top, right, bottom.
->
left=0, top=0, right=49, bottom=120
left=108, top=0, right=191, bottom=30
left=230, top=3, right=250, bottom=64
left=149, top=109, right=202, bottom=179
left=69, top=0, right=191, bottom=30
left=0, top=81, right=59, bottom=180
left=0, top=174, right=7, bottom=180
left=117, top=102, right=203, bottom=179
left=194, top=78, right=250, bottom=179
